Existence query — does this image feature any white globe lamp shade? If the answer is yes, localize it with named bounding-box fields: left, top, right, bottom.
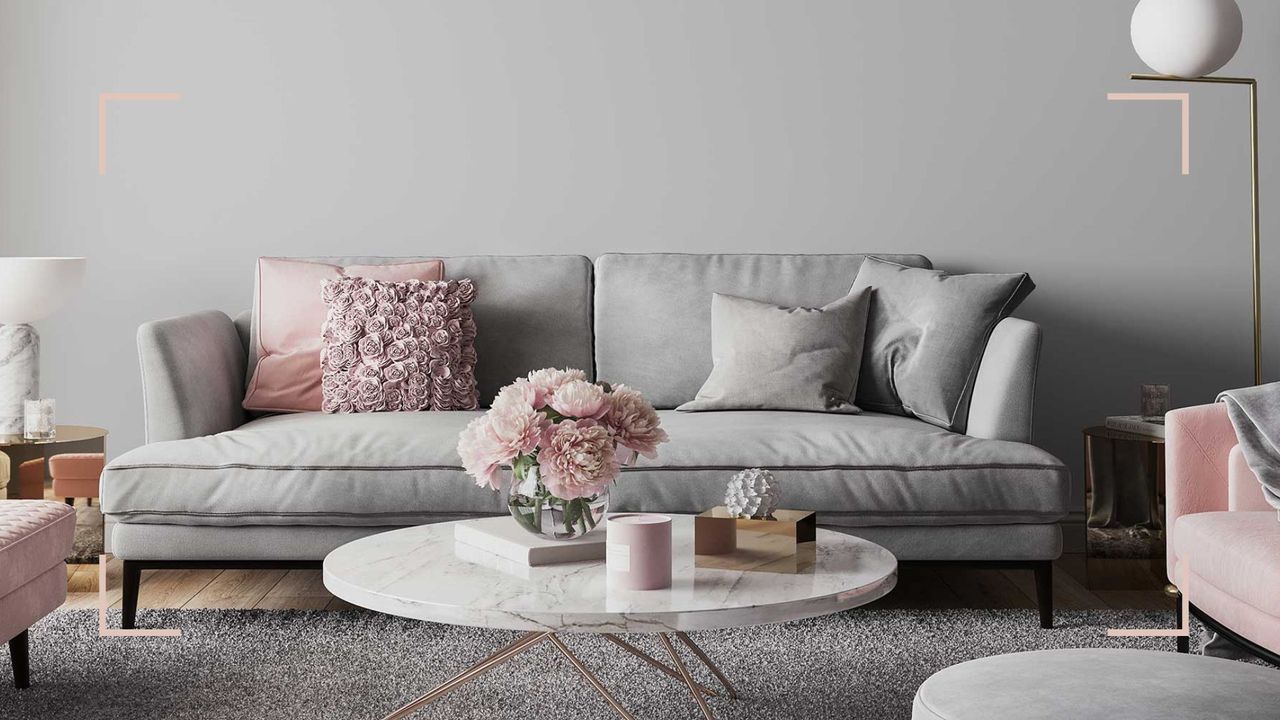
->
left=1131, top=0, right=1243, bottom=78
left=0, top=257, right=87, bottom=325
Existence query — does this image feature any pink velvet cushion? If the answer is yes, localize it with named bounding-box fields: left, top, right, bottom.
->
left=0, top=500, right=75, bottom=599
left=244, top=257, right=445, bottom=413
left=319, top=276, right=478, bottom=413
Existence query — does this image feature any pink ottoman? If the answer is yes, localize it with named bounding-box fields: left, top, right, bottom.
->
left=0, top=500, right=75, bottom=689
left=49, top=453, right=105, bottom=506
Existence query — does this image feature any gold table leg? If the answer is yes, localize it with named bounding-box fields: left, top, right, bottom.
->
left=547, top=635, right=637, bottom=720
left=659, top=633, right=717, bottom=720
left=602, top=634, right=720, bottom=697
left=382, top=631, right=550, bottom=720
left=384, top=631, right=736, bottom=720
left=674, top=632, right=738, bottom=700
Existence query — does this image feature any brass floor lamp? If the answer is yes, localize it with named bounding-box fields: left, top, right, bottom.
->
left=1131, top=73, right=1262, bottom=386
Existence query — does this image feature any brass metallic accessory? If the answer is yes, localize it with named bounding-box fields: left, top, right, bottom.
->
left=1131, top=74, right=1262, bottom=385
left=383, top=631, right=737, bottom=719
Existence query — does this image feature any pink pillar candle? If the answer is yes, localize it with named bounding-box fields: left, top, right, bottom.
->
left=606, top=513, right=672, bottom=590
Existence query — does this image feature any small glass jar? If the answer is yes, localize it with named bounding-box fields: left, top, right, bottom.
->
left=23, top=399, right=55, bottom=441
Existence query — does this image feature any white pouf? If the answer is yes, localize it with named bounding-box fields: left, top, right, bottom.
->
left=912, top=649, right=1280, bottom=719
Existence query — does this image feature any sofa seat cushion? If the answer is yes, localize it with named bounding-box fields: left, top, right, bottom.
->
left=617, top=411, right=1068, bottom=526
left=1173, top=511, right=1280, bottom=618
left=0, top=500, right=76, bottom=598
left=102, top=410, right=1068, bottom=528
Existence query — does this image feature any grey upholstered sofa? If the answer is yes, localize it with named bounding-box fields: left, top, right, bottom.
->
left=101, top=254, right=1068, bottom=627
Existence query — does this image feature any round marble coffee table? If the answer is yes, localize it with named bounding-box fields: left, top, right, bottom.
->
left=324, top=515, right=897, bottom=720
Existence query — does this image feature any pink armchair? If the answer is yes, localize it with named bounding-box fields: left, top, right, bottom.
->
left=1166, top=403, right=1280, bottom=663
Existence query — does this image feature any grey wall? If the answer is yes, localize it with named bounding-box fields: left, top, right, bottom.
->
left=2, top=1, right=1276, bottom=516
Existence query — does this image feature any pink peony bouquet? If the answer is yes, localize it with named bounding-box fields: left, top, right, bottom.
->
left=457, top=368, right=668, bottom=539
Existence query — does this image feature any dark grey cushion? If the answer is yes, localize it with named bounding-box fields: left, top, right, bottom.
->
left=594, top=253, right=932, bottom=408
left=102, top=409, right=1068, bottom=528
left=852, top=257, right=1033, bottom=430
left=677, top=289, right=871, bottom=413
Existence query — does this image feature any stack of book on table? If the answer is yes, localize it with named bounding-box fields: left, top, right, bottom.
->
left=454, top=516, right=607, bottom=566
left=1104, top=415, right=1165, bottom=438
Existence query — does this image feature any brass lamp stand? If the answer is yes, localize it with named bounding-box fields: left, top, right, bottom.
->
left=1131, top=74, right=1262, bottom=385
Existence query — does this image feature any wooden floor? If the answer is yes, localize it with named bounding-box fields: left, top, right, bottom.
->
left=59, top=555, right=1173, bottom=614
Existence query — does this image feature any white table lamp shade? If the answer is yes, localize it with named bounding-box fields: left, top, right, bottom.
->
left=1131, top=0, right=1243, bottom=79
left=0, top=257, right=87, bottom=325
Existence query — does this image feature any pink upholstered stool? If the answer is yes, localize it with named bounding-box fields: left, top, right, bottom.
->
left=0, top=500, right=75, bottom=688
left=49, top=453, right=105, bottom=507
left=16, top=459, right=44, bottom=500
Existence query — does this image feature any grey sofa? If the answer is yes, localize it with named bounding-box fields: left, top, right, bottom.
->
left=101, top=253, right=1069, bottom=627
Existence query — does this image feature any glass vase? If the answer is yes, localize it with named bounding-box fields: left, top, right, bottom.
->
left=507, top=463, right=609, bottom=541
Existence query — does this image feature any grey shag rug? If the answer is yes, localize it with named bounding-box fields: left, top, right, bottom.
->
left=0, top=609, right=1218, bottom=719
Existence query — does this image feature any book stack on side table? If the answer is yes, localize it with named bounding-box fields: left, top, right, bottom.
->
left=454, top=516, right=607, bottom=566
left=1104, top=415, right=1165, bottom=438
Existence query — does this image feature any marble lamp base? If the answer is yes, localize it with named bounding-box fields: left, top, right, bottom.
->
left=0, top=324, right=39, bottom=438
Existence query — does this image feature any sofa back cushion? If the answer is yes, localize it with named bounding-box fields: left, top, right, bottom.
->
left=248, top=255, right=593, bottom=407
left=594, top=253, right=931, bottom=408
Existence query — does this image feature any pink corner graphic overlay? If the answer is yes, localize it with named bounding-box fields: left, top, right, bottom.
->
left=97, top=92, right=182, bottom=175
left=98, top=555, right=181, bottom=637
left=1107, top=92, right=1190, bottom=175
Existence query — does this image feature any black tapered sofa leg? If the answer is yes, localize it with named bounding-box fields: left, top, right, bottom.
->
left=1034, top=561, right=1053, bottom=629
left=9, top=630, right=29, bottom=689
left=1176, top=592, right=1191, bottom=653
left=121, top=560, right=142, bottom=630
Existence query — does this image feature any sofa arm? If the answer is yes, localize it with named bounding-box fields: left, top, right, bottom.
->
left=138, top=310, right=247, bottom=443
left=965, top=317, right=1041, bottom=443
left=1165, top=403, right=1239, bottom=580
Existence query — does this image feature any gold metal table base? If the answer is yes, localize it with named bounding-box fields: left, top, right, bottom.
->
left=382, top=631, right=737, bottom=720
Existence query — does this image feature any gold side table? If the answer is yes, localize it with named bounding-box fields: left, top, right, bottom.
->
left=1082, top=426, right=1166, bottom=590
left=0, top=425, right=108, bottom=500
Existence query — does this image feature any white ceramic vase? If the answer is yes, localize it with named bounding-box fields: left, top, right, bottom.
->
left=1131, top=0, right=1243, bottom=79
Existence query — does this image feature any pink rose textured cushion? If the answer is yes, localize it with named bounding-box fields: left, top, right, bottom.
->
left=319, top=276, right=478, bottom=413
left=244, top=257, right=445, bottom=413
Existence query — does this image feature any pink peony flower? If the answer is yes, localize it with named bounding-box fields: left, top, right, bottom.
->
left=491, top=378, right=546, bottom=411
left=603, top=384, right=669, bottom=459
left=457, top=405, right=548, bottom=489
left=537, top=419, right=620, bottom=499
left=548, top=379, right=608, bottom=419
left=457, top=416, right=503, bottom=489
left=526, top=368, right=588, bottom=399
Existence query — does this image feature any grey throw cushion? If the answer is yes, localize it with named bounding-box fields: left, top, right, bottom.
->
left=852, top=257, right=1034, bottom=431
left=677, top=289, right=871, bottom=413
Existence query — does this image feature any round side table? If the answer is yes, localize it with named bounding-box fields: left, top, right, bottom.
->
left=1082, top=426, right=1166, bottom=591
left=0, top=425, right=108, bottom=500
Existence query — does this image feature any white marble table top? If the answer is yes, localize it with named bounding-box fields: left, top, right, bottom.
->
left=323, top=516, right=897, bottom=633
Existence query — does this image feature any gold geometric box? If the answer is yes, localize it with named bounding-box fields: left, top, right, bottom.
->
left=693, top=507, right=817, bottom=574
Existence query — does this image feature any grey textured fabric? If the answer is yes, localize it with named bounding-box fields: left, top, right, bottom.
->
left=1217, top=382, right=1280, bottom=510
left=852, top=257, right=1034, bottom=431
left=832, top=523, right=1061, bottom=562
left=593, top=253, right=931, bottom=408
left=111, top=523, right=418, bottom=561
left=246, top=255, right=594, bottom=406
left=109, top=520, right=1059, bottom=562
left=2, top=610, right=1213, bottom=720
left=102, top=411, right=504, bottom=526
left=101, top=410, right=1067, bottom=528
left=911, top=649, right=1280, bottom=720
left=137, top=310, right=246, bottom=443
left=965, top=318, right=1041, bottom=443
left=613, top=411, right=1069, bottom=526
left=677, top=289, right=871, bottom=413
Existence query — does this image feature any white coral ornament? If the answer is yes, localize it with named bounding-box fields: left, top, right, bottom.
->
left=725, top=468, right=781, bottom=519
